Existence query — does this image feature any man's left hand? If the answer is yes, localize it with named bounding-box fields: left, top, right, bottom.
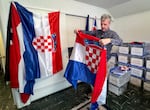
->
left=99, top=38, right=111, bottom=46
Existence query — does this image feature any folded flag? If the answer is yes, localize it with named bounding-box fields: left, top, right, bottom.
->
left=64, top=31, right=107, bottom=109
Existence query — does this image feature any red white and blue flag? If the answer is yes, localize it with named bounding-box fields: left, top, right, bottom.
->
left=6, top=2, right=63, bottom=103
left=64, top=31, right=107, bottom=110
left=92, top=17, right=97, bottom=31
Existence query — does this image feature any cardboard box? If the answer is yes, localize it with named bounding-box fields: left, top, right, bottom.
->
left=144, top=82, right=150, bottom=91
left=108, top=83, right=128, bottom=96
left=130, top=76, right=142, bottom=87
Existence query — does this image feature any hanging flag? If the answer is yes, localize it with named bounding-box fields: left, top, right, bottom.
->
left=64, top=32, right=107, bottom=109
left=5, top=4, right=12, bottom=82
left=6, top=2, right=63, bottom=103
left=85, top=15, right=89, bottom=31
left=92, top=17, right=97, bottom=31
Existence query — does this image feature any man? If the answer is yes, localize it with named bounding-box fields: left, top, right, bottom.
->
left=76, top=14, right=122, bottom=109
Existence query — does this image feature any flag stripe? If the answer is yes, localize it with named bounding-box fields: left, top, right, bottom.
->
left=15, top=2, right=41, bottom=94
left=48, top=12, right=63, bottom=73
left=10, top=3, right=21, bottom=88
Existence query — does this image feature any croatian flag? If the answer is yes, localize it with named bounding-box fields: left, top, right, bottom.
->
left=6, top=2, right=63, bottom=103
left=92, top=17, right=97, bottom=31
left=64, top=32, right=107, bottom=110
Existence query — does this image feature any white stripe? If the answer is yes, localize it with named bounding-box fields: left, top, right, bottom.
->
left=42, top=15, right=52, bottom=75
left=17, top=23, right=26, bottom=93
left=33, top=13, right=53, bottom=77
left=70, top=42, right=86, bottom=64
left=97, top=77, right=107, bottom=105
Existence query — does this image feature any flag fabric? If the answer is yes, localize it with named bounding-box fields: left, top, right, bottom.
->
left=92, top=17, right=97, bottom=31
left=85, top=15, right=89, bottom=31
left=5, top=5, right=12, bottom=82
left=6, top=2, right=63, bottom=103
left=64, top=31, right=107, bottom=109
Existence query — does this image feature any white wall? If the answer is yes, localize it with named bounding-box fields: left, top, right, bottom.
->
left=0, top=28, right=5, bottom=71
left=0, top=0, right=110, bottom=44
left=112, top=10, right=150, bottom=42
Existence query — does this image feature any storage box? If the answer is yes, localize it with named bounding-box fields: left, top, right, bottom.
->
left=108, top=83, right=128, bottom=96
left=109, top=66, right=130, bottom=87
left=118, top=54, right=129, bottom=64
left=130, top=56, right=144, bottom=67
left=109, top=53, right=117, bottom=65
left=144, top=82, right=150, bottom=91
left=118, top=43, right=129, bottom=54
left=145, top=70, right=150, bottom=81
left=130, top=76, right=142, bottom=87
left=130, top=43, right=150, bottom=56
left=146, top=56, right=150, bottom=69
left=130, top=66, right=144, bottom=78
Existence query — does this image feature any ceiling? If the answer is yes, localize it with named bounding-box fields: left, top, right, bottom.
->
left=75, top=0, right=150, bottom=18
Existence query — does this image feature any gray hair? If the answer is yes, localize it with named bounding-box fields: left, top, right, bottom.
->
left=101, top=14, right=112, bottom=22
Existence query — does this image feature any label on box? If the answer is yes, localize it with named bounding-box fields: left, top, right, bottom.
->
left=146, top=71, right=150, bottom=80
left=146, top=60, right=150, bottom=69
left=131, top=47, right=143, bottom=56
left=130, top=57, right=144, bottom=67
left=131, top=67, right=143, bottom=77
left=144, top=82, right=150, bottom=91
left=118, top=55, right=128, bottom=63
left=119, top=46, right=129, bottom=54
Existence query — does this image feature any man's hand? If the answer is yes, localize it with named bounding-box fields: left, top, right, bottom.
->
left=99, top=38, right=111, bottom=46
left=74, top=29, right=80, bottom=34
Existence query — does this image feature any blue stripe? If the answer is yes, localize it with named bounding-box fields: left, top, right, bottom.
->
left=15, top=2, right=40, bottom=94
left=64, top=60, right=96, bottom=88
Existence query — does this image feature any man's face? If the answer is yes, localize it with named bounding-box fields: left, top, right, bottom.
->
left=101, top=19, right=110, bottom=32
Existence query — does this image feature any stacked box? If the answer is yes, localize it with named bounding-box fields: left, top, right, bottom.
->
left=108, top=66, right=130, bottom=96
left=108, top=83, right=128, bottom=96
left=130, top=42, right=150, bottom=56
left=130, top=55, right=145, bottom=67
left=130, top=66, right=145, bottom=78
left=145, top=70, right=150, bottom=81
left=109, top=70, right=130, bottom=87
left=146, top=56, right=150, bottom=69
left=108, top=53, right=118, bottom=74
left=130, top=76, right=142, bottom=87
left=118, top=43, right=130, bottom=54
left=144, top=82, right=150, bottom=91
left=118, top=54, right=129, bottom=64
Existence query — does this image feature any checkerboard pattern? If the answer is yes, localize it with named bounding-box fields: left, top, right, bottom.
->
left=85, top=45, right=101, bottom=73
left=32, top=36, right=53, bottom=52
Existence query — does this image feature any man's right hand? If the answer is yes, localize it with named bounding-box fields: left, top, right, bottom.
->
left=74, top=29, right=80, bottom=34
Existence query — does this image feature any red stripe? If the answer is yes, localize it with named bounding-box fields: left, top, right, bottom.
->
left=10, top=3, right=21, bottom=88
left=10, top=3, right=30, bottom=103
left=48, top=12, right=63, bottom=73
left=91, top=49, right=107, bottom=103
left=76, top=31, right=100, bottom=46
